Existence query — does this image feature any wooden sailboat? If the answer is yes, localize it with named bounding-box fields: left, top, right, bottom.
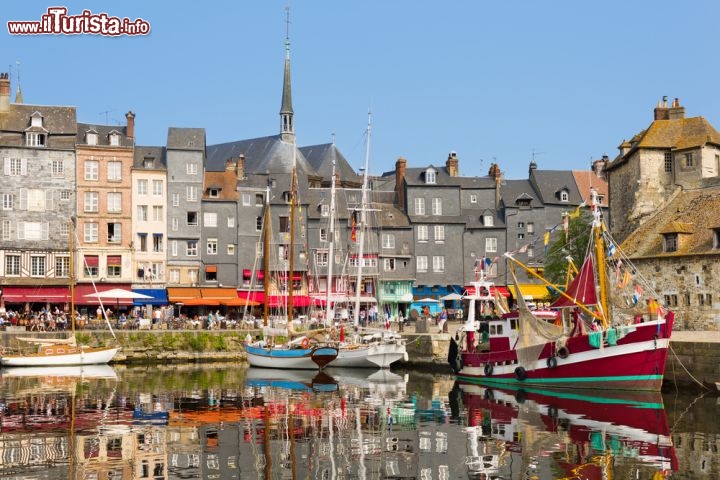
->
left=1, top=218, right=120, bottom=367
left=450, top=191, right=674, bottom=391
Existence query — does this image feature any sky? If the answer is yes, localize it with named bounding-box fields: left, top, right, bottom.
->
left=4, top=1, right=720, bottom=178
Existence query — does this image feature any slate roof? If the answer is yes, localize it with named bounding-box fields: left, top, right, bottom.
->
left=206, top=135, right=318, bottom=177
left=530, top=169, right=584, bottom=205
left=462, top=208, right=506, bottom=229
left=620, top=188, right=720, bottom=258
left=0, top=104, right=76, bottom=148
left=133, top=146, right=167, bottom=170
left=377, top=203, right=411, bottom=228
left=403, top=165, right=461, bottom=187
left=299, top=143, right=361, bottom=184
left=167, top=127, right=205, bottom=151
left=77, top=122, right=133, bottom=147
left=500, top=179, right=542, bottom=208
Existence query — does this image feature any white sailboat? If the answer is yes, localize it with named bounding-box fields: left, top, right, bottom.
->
left=329, top=113, right=407, bottom=368
left=1, top=218, right=120, bottom=367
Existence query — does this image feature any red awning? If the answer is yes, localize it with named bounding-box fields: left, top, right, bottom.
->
left=238, top=291, right=264, bottom=303
left=464, top=285, right=510, bottom=298
left=84, top=255, right=99, bottom=267
left=1, top=286, right=70, bottom=303
left=243, top=269, right=264, bottom=280
left=74, top=284, right=134, bottom=305
left=107, top=255, right=122, bottom=266
left=267, top=295, right=311, bottom=307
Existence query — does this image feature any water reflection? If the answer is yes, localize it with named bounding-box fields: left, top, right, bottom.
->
left=0, top=364, right=701, bottom=479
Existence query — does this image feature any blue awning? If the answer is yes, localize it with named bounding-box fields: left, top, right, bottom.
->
left=132, top=288, right=169, bottom=306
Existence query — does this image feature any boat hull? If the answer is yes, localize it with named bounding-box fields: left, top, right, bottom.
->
left=0, top=346, right=120, bottom=367
left=245, top=345, right=338, bottom=370
left=331, top=342, right=407, bottom=368
left=456, top=318, right=672, bottom=391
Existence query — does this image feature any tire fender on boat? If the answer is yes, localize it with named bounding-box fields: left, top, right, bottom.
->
left=484, top=363, right=493, bottom=376
left=546, top=356, right=558, bottom=369
left=514, top=366, right=527, bottom=381
left=301, top=338, right=310, bottom=349
left=557, top=346, right=570, bottom=359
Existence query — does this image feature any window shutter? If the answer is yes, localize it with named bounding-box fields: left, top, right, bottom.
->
left=42, top=222, right=49, bottom=240
left=9, top=221, right=15, bottom=240
left=21, top=158, right=28, bottom=176
left=116, top=224, right=122, bottom=243
left=3, top=158, right=9, bottom=175
left=45, top=190, right=54, bottom=210
left=17, top=221, right=24, bottom=239
left=19, top=189, right=27, bottom=210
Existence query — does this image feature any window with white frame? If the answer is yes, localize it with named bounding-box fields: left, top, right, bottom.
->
left=171, top=217, right=179, bottom=231
left=207, top=238, right=218, bottom=255
left=137, top=179, right=148, bottom=195
left=432, top=198, right=442, bottom=215
left=256, top=217, right=262, bottom=231
left=204, top=212, right=218, bottom=227
left=2, top=220, right=11, bottom=240
left=84, top=222, right=98, bottom=242
left=5, top=255, right=20, bottom=275
left=153, top=234, right=163, bottom=253
left=169, top=268, right=180, bottom=283
left=316, top=251, right=328, bottom=266
left=152, top=180, right=163, bottom=196
left=22, top=221, right=45, bottom=240
left=560, top=190, right=569, bottom=202
left=208, top=188, right=219, bottom=198
left=6, top=158, right=24, bottom=176
left=527, top=222, right=535, bottom=234
left=51, top=159, right=64, bottom=176
left=172, top=193, right=180, bottom=206
left=483, top=214, right=494, bottom=226
left=137, top=205, right=148, bottom=221
left=137, top=233, right=147, bottom=252
left=414, top=197, right=425, bottom=215
left=417, top=225, right=428, bottom=242
left=186, top=240, right=198, bottom=256
left=434, top=225, right=445, bottom=242
left=26, top=189, right=47, bottom=212
left=227, top=217, right=235, bottom=228
left=170, top=240, right=178, bottom=256
left=433, top=255, right=445, bottom=272
left=152, top=205, right=163, bottom=221
left=107, top=192, right=121, bottom=213
left=2, top=193, right=14, bottom=210
left=86, top=131, right=98, bottom=145
left=186, top=186, right=197, bottom=202
left=107, top=222, right=121, bottom=243
left=470, top=194, right=477, bottom=204
left=320, top=228, right=328, bottom=242
left=187, top=211, right=198, bottom=226
left=485, top=237, right=497, bottom=253
left=107, top=161, right=122, bottom=181
left=30, top=256, right=45, bottom=276
left=416, top=255, right=428, bottom=272
left=382, top=233, right=395, bottom=249
left=384, top=258, right=396, bottom=271
left=425, top=169, right=436, bottom=184
left=26, top=132, right=46, bottom=147
left=56, top=256, right=70, bottom=278
left=242, top=193, right=251, bottom=206
left=527, top=245, right=534, bottom=258
left=84, top=192, right=99, bottom=212
left=85, top=160, right=99, bottom=180
left=186, top=163, right=198, bottom=175
left=227, top=244, right=235, bottom=255
left=321, top=204, right=330, bottom=217
left=109, top=132, right=120, bottom=146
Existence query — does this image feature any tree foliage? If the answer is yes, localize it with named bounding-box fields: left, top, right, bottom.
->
left=543, top=210, right=593, bottom=288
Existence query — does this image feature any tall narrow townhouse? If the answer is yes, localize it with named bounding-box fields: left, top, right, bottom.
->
left=0, top=72, right=77, bottom=312
left=131, top=145, right=169, bottom=307
left=75, top=113, right=136, bottom=310
left=165, top=128, right=206, bottom=293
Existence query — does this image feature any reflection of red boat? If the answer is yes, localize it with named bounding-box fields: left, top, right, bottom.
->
left=456, top=382, right=677, bottom=478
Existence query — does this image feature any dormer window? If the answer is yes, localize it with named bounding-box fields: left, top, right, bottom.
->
left=483, top=214, right=494, bottom=227
left=559, top=189, right=569, bottom=202
left=25, top=132, right=46, bottom=147
left=143, top=157, right=155, bottom=168
left=31, top=112, right=43, bottom=128
left=208, top=188, right=220, bottom=198
left=108, top=131, right=121, bottom=146
left=86, top=130, right=98, bottom=146
left=663, top=233, right=678, bottom=253
left=320, top=204, right=330, bottom=217
left=425, top=168, right=437, bottom=184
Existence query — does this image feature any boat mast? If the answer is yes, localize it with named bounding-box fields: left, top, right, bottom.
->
left=591, top=191, right=610, bottom=328
left=263, top=185, right=271, bottom=327
left=353, top=112, right=372, bottom=325
left=288, top=152, right=297, bottom=324
left=70, top=216, right=75, bottom=336
left=325, top=158, right=337, bottom=327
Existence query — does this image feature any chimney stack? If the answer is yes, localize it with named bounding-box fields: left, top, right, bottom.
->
left=395, top=157, right=407, bottom=211
left=0, top=72, right=10, bottom=113
left=668, top=97, right=685, bottom=120
left=446, top=151, right=459, bottom=177
left=125, top=111, right=135, bottom=141
left=237, top=154, right=245, bottom=180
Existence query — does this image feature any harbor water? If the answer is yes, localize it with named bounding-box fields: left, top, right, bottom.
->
left=0, top=364, right=716, bottom=479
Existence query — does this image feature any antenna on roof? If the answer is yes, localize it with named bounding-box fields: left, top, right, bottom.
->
left=331, top=132, right=336, bottom=145
left=531, top=148, right=544, bottom=162
left=99, top=110, right=113, bottom=125
left=284, top=5, right=291, bottom=50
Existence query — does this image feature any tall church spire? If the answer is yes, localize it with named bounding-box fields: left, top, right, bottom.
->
left=279, top=7, right=294, bottom=142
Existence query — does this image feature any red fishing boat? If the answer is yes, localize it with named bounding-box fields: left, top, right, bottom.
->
left=449, top=192, right=674, bottom=391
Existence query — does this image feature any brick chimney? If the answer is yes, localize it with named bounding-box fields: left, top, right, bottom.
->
left=0, top=72, right=10, bottom=113
left=668, top=97, right=685, bottom=120
left=488, top=163, right=502, bottom=209
left=236, top=154, right=245, bottom=180
left=446, top=151, right=459, bottom=177
left=395, top=156, right=407, bottom=211
left=125, top=111, right=135, bottom=141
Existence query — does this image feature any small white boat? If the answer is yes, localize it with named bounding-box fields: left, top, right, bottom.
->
left=332, top=330, right=408, bottom=368
left=1, top=342, right=119, bottom=367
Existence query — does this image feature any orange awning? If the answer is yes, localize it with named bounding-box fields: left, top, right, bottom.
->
left=167, top=288, right=202, bottom=302
left=199, top=288, right=238, bottom=300
left=182, top=298, right=220, bottom=306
